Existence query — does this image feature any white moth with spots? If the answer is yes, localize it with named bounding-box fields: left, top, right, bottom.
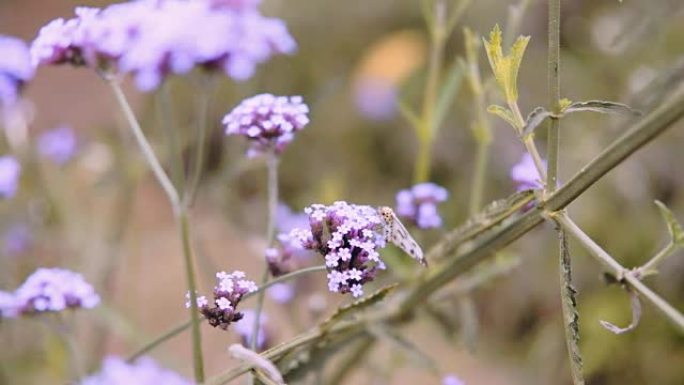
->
left=377, top=206, right=427, bottom=267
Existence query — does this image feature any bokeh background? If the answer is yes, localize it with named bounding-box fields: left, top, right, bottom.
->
left=1, top=0, right=683, bottom=384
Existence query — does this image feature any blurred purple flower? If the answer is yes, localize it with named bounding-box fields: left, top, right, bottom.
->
left=31, top=0, right=296, bottom=91
left=38, top=125, right=78, bottom=165
left=267, top=282, right=295, bottom=304
left=276, top=203, right=309, bottom=234
left=395, top=182, right=448, bottom=229
left=289, top=201, right=387, bottom=297
left=2, top=224, right=32, bottom=257
left=353, top=77, right=397, bottom=121
left=442, top=374, right=465, bottom=385
left=510, top=153, right=545, bottom=191
left=223, top=94, right=310, bottom=157
left=81, top=356, right=192, bottom=385
left=233, top=308, right=269, bottom=349
left=0, top=267, right=100, bottom=318
left=0, top=156, right=21, bottom=199
left=0, top=35, right=33, bottom=107
left=186, top=270, right=257, bottom=330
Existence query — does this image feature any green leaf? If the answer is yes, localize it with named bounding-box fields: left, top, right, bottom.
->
left=655, top=200, right=684, bottom=245
left=434, top=59, right=465, bottom=133
left=565, top=100, right=641, bottom=116
left=559, top=98, right=573, bottom=112
left=487, top=104, right=517, bottom=128
left=482, top=24, right=530, bottom=104
left=507, top=35, right=530, bottom=103
left=522, top=106, right=554, bottom=137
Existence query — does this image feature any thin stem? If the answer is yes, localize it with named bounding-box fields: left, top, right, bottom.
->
left=159, top=82, right=186, bottom=193
left=249, top=153, right=280, bottom=383
left=184, top=79, right=213, bottom=208
left=510, top=102, right=547, bottom=181
left=108, top=80, right=180, bottom=211
left=126, top=265, right=328, bottom=362
left=547, top=0, right=561, bottom=195
left=556, top=213, right=684, bottom=331
left=413, top=0, right=447, bottom=184
left=109, top=79, right=204, bottom=382
left=639, top=242, right=677, bottom=274
left=178, top=210, right=205, bottom=382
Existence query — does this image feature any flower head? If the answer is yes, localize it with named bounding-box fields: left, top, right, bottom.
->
left=223, top=94, right=310, bottom=157
left=290, top=201, right=387, bottom=297
left=510, top=153, right=545, bottom=191
left=233, top=309, right=270, bottom=349
left=395, top=182, right=448, bottom=229
left=0, top=267, right=100, bottom=318
left=30, top=0, right=296, bottom=91
left=267, top=282, right=295, bottom=304
left=38, top=125, right=78, bottom=165
left=186, top=270, right=257, bottom=330
left=0, top=156, right=21, bottom=199
left=0, top=35, right=33, bottom=107
left=80, top=356, right=192, bottom=385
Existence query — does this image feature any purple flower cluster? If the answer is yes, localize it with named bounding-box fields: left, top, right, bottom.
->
left=30, top=0, right=297, bottom=91
left=0, top=156, right=21, bottom=199
left=510, top=153, right=545, bottom=191
left=0, top=35, right=33, bottom=107
left=395, top=182, right=448, bottom=229
left=289, top=201, right=387, bottom=297
left=0, top=267, right=100, bottom=318
left=186, top=270, right=257, bottom=330
left=223, top=94, right=310, bottom=157
left=38, top=125, right=78, bottom=165
left=233, top=309, right=270, bottom=349
left=81, top=356, right=192, bottom=385
left=442, top=374, right=465, bottom=385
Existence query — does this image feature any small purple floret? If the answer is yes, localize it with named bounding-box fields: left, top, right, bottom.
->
left=186, top=270, right=257, bottom=330
left=395, top=182, right=448, bottom=229
left=0, top=156, right=21, bottom=199
left=510, top=153, right=545, bottom=191
left=38, top=125, right=78, bottom=165
left=80, top=356, right=193, bottom=385
left=0, top=35, right=33, bottom=107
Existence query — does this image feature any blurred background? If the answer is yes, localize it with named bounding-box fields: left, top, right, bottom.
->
left=1, top=0, right=683, bottom=384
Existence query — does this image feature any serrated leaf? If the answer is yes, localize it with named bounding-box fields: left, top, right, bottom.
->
left=565, top=100, right=641, bottom=116
left=320, top=284, right=397, bottom=331
left=599, top=290, right=642, bottom=334
left=434, top=59, right=465, bottom=133
left=487, top=104, right=517, bottom=128
left=655, top=200, right=684, bottom=245
left=522, top=106, right=554, bottom=137
left=507, top=35, right=530, bottom=103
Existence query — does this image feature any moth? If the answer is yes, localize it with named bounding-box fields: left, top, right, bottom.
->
left=377, top=206, right=427, bottom=267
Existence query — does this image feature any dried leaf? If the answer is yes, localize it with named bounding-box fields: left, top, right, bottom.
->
left=522, top=106, right=554, bottom=137
left=599, top=290, right=642, bottom=335
left=228, top=344, right=285, bottom=385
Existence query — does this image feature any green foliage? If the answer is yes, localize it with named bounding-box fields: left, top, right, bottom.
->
left=655, top=200, right=684, bottom=246
left=482, top=24, right=530, bottom=104
left=487, top=104, right=518, bottom=128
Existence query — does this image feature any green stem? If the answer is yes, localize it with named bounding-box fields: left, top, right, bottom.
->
left=126, top=265, right=327, bottom=362
left=639, top=242, right=677, bottom=274
left=510, top=102, right=547, bottom=181
left=546, top=0, right=561, bottom=195
left=108, top=79, right=204, bottom=382
left=556, top=213, right=684, bottom=331
left=413, top=0, right=447, bottom=184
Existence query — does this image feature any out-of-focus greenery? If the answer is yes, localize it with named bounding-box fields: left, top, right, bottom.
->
left=0, top=0, right=683, bottom=384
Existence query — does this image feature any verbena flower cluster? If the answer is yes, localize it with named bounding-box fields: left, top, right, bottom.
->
left=510, top=153, right=544, bottom=191
left=185, top=270, right=257, bottom=330
left=38, top=125, right=78, bottom=165
left=0, top=156, right=21, bottom=199
left=395, top=182, right=449, bottom=229
left=223, top=94, right=310, bottom=157
left=80, top=356, right=192, bottom=385
left=0, top=267, right=100, bottom=318
left=0, top=35, right=33, bottom=107
left=289, top=201, right=387, bottom=297
left=30, top=0, right=297, bottom=91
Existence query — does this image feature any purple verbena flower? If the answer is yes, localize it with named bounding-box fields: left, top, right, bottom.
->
left=223, top=94, right=310, bottom=157
left=442, top=374, right=465, bottom=385
left=395, top=182, right=448, bottom=229
left=2, top=224, right=32, bottom=257
left=186, top=270, right=257, bottom=330
left=267, top=282, right=295, bottom=304
left=0, top=35, right=33, bottom=107
left=0, top=156, right=21, bottom=199
left=0, top=267, right=100, bottom=318
left=289, top=201, right=387, bottom=298
left=353, top=77, right=397, bottom=121
left=80, top=356, right=193, bottom=385
left=38, top=125, right=78, bottom=165
left=510, top=153, right=545, bottom=191
left=30, top=0, right=296, bottom=91
left=233, top=309, right=270, bottom=349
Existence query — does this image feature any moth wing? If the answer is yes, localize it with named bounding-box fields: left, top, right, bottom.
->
left=389, top=213, right=427, bottom=267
